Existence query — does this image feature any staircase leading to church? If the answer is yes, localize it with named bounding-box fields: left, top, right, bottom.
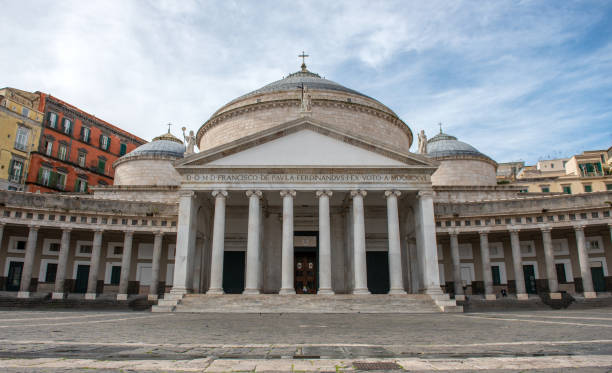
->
left=152, top=294, right=462, bottom=313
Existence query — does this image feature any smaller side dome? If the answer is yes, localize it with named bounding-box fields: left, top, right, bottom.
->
left=426, top=130, right=498, bottom=186
left=113, top=131, right=186, bottom=186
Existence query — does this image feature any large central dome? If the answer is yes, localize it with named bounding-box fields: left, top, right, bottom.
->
left=196, top=65, right=413, bottom=153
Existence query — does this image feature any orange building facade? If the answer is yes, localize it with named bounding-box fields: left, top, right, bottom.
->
left=26, top=94, right=146, bottom=193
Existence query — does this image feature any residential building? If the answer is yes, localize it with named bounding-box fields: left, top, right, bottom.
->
left=496, top=161, right=524, bottom=183
left=26, top=93, right=146, bottom=193
left=0, top=88, right=44, bottom=191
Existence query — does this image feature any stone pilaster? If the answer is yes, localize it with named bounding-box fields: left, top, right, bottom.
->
left=243, top=190, right=262, bottom=294
left=385, top=190, right=406, bottom=294
left=279, top=190, right=297, bottom=295
left=208, top=190, right=228, bottom=295
left=52, top=228, right=72, bottom=299
left=18, top=225, right=39, bottom=298
left=351, top=190, right=370, bottom=294
left=317, top=190, right=334, bottom=295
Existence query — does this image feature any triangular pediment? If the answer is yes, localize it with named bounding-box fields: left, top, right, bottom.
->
left=175, top=118, right=437, bottom=169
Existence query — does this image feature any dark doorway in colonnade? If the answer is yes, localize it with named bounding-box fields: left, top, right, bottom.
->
left=591, top=264, right=606, bottom=292
left=295, top=231, right=318, bottom=294
left=366, top=252, right=390, bottom=294
left=523, top=265, right=537, bottom=294
left=74, top=264, right=90, bottom=293
left=6, top=261, right=23, bottom=291
left=223, top=251, right=245, bottom=294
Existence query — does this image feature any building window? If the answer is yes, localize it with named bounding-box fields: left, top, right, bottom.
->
left=119, top=143, right=127, bottom=156
left=607, top=184, right=612, bottom=191
left=48, top=112, right=58, bottom=128
left=14, top=126, right=29, bottom=151
left=49, top=243, right=61, bottom=252
left=562, top=185, right=571, bottom=194
left=58, top=144, right=68, bottom=161
left=78, top=152, right=86, bottom=167
left=45, top=263, right=58, bottom=283
left=81, top=126, right=90, bottom=143
left=56, top=172, right=67, bottom=190
left=79, top=245, right=92, bottom=254
left=491, top=266, right=501, bottom=285
left=555, top=263, right=567, bottom=284
left=100, top=135, right=110, bottom=151
left=21, top=107, right=30, bottom=117
left=97, top=158, right=106, bottom=173
left=110, top=266, right=121, bottom=285
left=584, top=184, right=592, bottom=193
left=540, top=186, right=550, bottom=193
left=44, top=139, right=53, bottom=156
left=8, top=158, right=24, bottom=183
left=75, top=178, right=88, bottom=193
left=62, top=118, right=73, bottom=135
left=38, top=167, right=52, bottom=186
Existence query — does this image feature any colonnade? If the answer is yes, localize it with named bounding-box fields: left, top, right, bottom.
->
left=171, top=189, right=441, bottom=296
left=447, top=224, right=601, bottom=300
left=0, top=223, right=167, bottom=300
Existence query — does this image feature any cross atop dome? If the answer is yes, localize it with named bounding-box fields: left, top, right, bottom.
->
left=298, top=51, right=309, bottom=72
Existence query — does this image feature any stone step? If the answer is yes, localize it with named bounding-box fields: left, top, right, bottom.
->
left=164, top=294, right=455, bottom=314
left=151, top=305, right=176, bottom=312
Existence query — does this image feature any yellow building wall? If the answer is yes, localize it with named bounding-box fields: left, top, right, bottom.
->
left=0, top=99, right=43, bottom=188
left=520, top=177, right=612, bottom=194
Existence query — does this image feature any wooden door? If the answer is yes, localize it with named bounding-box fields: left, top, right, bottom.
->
left=295, top=253, right=316, bottom=294
left=523, top=265, right=537, bottom=294
left=74, top=264, right=90, bottom=293
left=6, top=261, right=23, bottom=291
left=591, top=267, right=606, bottom=292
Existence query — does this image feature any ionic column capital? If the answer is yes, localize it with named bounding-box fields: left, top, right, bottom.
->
left=539, top=225, right=552, bottom=233
left=179, top=190, right=196, bottom=199
left=280, top=190, right=296, bottom=198
left=62, top=227, right=73, bottom=233
left=93, top=228, right=104, bottom=234
left=246, top=190, right=263, bottom=199
left=211, top=190, right=228, bottom=199
left=350, top=190, right=367, bottom=198
left=417, top=190, right=434, bottom=199
left=316, top=190, right=333, bottom=198
left=154, top=231, right=164, bottom=237
left=508, top=225, right=520, bottom=234
left=384, top=190, right=401, bottom=199
left=478, top=228, right=490, bottom=236
left=28, top=224, right=40, bottom=231
left=448, top=229, right=459, bottom=237
left=124, top=230, right=135, bottom=237
left=573, top=224, right=585, bottom=232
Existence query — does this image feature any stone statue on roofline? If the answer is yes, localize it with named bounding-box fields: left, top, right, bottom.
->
left=300, top=85, right=312, bottom=113
left=182, top=127, right=197, bottom=155
left=418, top=129, right=427, bottom=154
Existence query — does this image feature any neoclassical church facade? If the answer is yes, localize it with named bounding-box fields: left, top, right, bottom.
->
left=0, top=63, right=610, bottom=312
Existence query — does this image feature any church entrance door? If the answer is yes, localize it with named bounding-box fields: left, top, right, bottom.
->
left=295, top=252, right=317, bottom=294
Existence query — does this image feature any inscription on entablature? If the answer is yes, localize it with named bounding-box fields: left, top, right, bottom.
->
left=184, top=173, right=428, bottom=184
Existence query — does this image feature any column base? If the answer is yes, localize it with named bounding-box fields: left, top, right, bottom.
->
left=279, top=288, right=296, bottom=295
left=388, top=288, right=407, bottom=295
left=116, top=294, right=128, bottom=301
left=317, top=288, right=335, bottom=295
left=169, top=286, right=191, bottom=296
left=485, top=294, right=497, bottom=300
left=422, top=287, right=444, bottom=296
left=206, top=288, right=224, bottom=295
left=352, top=288, right=371, bottom=295
left=85, top=293, right=97, bottom=300
left=454, top=294, right=466, bottom=301
left=17, top=291, right=30, bottom=299
left=147, top=294, right=159, bottom=301
left=51, top=292, right=65, bottom=300
left=242, top=289, right=261, bottom=295
left=516, top=293, right=529, bottom=300
left=549, top=292, right=562, bottom=300
left=584, top=291, right=597, bottom=299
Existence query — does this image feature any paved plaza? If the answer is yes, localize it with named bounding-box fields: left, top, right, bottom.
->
left=0, top=307, right=610, bottom=371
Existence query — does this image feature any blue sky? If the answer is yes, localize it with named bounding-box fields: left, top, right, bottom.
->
left=1, top=0, right=611, bottom=163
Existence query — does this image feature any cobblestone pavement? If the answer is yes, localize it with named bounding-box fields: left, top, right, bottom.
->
left=0, top=307, right=610, bottom=371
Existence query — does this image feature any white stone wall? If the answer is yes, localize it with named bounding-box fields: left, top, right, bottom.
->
left=431, top=159, right=497, bottom=186
left=114, top=160, right=182, bottom=187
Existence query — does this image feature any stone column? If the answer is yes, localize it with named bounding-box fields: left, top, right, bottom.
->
left=385, top=190, right=406, bottom=294
left=509, top=227, right=528, bottom=300
left=170, top=191, right=198, bottom=296
left=18, top=225, right=39, bottom=298
left=243, top=190, right=262, bottom=294
left=148, top=231, right=164, bottom=300
left=479, top=230, right=495, bottom=300
left=415, top=191, right=442, bottom=295
left=575, top=224, right=596, bottom=298
left=52, top=228, right=72, bottom=299
left=117, top=230, right=134, bottom=300
left=85, top=230, right=104, bottom=299
left=208, top=190, right=228, bottom=294
left=540, top=226, right=560, bottom=298
left=317, top=190, right=334, bottom=294
left=351, top=190, right=370, bottom=294
left=279, top=190, right=297, bottom=295
left=449, top=230, right=464, bottom=301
